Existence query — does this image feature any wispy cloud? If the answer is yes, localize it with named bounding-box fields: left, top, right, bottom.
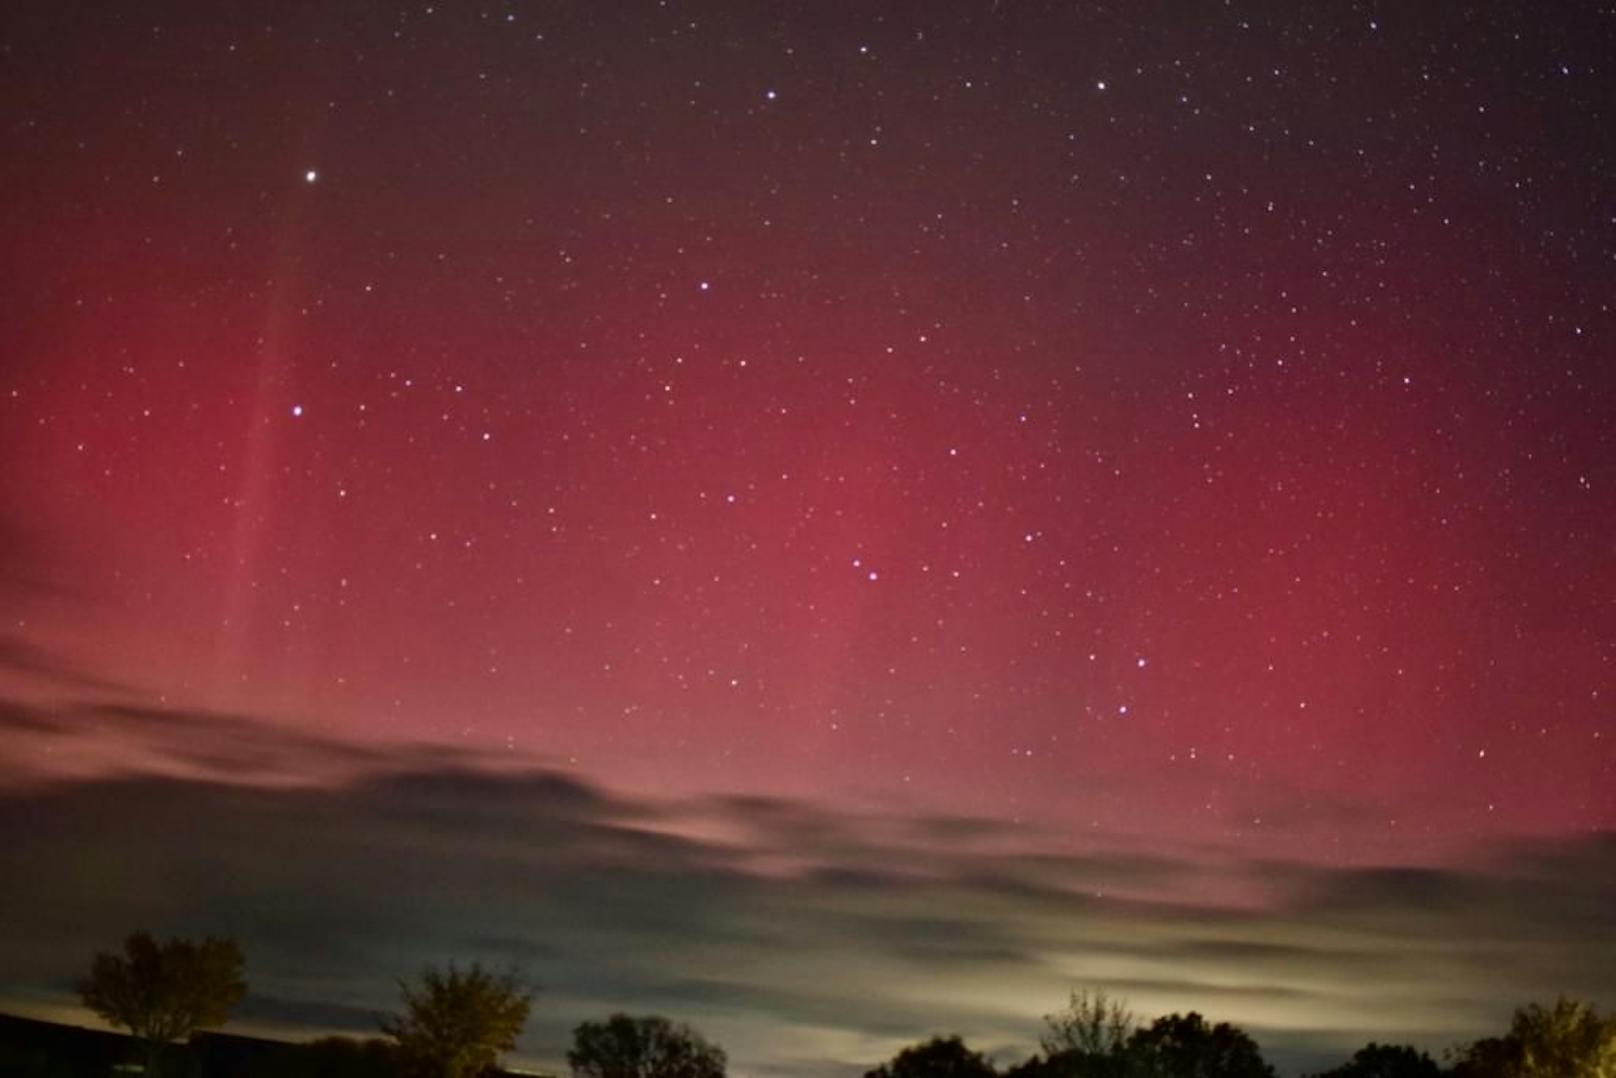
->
left=0, top=697, right=1611, bottom=1077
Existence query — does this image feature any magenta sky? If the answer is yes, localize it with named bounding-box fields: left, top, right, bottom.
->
left=1, top=4, right=1613, bottom=1073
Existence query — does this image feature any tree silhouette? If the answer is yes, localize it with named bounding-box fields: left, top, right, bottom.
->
left=381, top=962, right=531, bottom=1078
left=1043, top=990, right=1136, bottom=1058
left=1452, top=997, right=1616, bottom=1078
left=1009, top=1049, right=1140, bottom=1078
left=77, top=930, right=246, bottom=1076
left=1311, top=1043, right=1441, bottom=1078
left=866, top=1036, right=998, bottom=1078
left=568, top=1013, right=727, bottom=1078
left=1127, top=1013, right=1274, bottom=1078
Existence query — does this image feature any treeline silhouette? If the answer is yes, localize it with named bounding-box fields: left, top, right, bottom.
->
left=1, top=933, right=1611, bottom=1078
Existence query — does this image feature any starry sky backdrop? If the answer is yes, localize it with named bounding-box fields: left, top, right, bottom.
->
left=1, top=2, right=1613, bottom=1074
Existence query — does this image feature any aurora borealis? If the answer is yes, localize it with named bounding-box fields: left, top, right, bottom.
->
left=1, top=3, right=1612, bottom=1074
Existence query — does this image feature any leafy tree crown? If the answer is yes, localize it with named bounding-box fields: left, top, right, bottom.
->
left=1127, top=1012, right=1275, bottom=1078
left=382, top=962, right=532, bottom=1078
left=77, top=931, right=246, bottom=1045
left=568, top=1012, right=728, bottom=1078
left=864, top=1036, right=998, bottom=1078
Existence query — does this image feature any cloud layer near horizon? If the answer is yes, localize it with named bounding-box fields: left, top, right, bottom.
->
left=2, top=695, right=1613, bottom=1077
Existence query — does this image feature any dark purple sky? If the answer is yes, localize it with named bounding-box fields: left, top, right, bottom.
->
left=1, top=3, right=1612, bottom=1074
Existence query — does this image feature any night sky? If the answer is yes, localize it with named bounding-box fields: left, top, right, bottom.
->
left=2, top=2, right=1613, bottom=1075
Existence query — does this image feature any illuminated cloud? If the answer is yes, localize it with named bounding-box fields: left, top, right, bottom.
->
left=1, top=701, right=1611, bottom=1076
